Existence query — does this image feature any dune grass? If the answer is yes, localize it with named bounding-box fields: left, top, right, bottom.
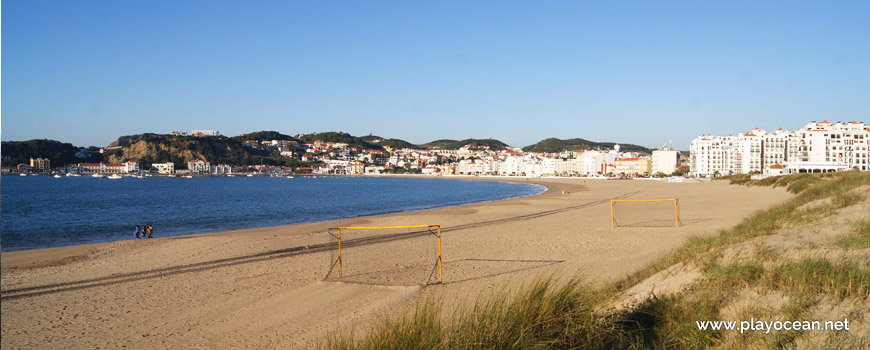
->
left=323, top=171, right=870, bottom=349
left=836, top=219, right=870, bottom=249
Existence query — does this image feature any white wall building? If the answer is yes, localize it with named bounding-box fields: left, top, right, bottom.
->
left=153, top=162, right=175, bottom=174
left=651, top=149, right=679, bottom=175
left=691, top=120, right=870, bottom=177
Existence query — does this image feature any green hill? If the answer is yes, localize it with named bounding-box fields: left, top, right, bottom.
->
left=522, top=137, right=652, bottom=153
left=102, top=133, right=301, bottom=168
left=359, top=136, right=420, bottom=150
left=231, top=131, right=300, bottom=143
left=421, top=138, right=510, bottom=151
left=296, top=132, right=386, bottom=151
left=1, top=139, right=100, bottom=168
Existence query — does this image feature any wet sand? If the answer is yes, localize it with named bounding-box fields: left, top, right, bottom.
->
left=1, top=177, right=792, bottom=349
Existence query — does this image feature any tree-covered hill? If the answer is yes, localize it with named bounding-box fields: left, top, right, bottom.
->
left=522, top=137, right=652, bottom=153
left=1, top=140, right=100, bottom=167
left=359, top=135, right=420, bottom=150
left=296, top=132, right=386, bottom=151
left=421, top=138, right=510, bottom=151
left=230, top=131, right=300, bottom=143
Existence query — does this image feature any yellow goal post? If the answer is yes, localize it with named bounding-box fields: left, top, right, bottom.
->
left=610, top=199, right=680, bottom=228
left=328, top=225, right=443, bottom=284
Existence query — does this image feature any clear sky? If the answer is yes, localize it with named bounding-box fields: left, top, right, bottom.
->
left=2, top=1, right=868, bottom=150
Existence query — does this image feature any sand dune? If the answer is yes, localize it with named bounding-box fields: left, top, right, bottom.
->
left=1, top=177, right=792, bottom=349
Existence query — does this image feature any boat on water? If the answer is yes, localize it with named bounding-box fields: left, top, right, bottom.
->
left=92, top=174, right=105, bottom=178
left=182, top=175, right=193, bottom=178
left=227, top=174, right=236, bottom=177
left=168, top=174, right=176, bottom=178
left=66, top=173, right=81, bottom=177
left=107, top=174, right=123, bottom=179
left=54, top=174, right=62, bottom=178
left=287, top=176, right=294, bottom=179
left=247, top=174, right=254, bottom=177
left=19, top=173, right=27, bottom=176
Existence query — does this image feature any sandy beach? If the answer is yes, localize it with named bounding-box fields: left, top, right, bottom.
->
left=1, top=177, right=792, bottom=349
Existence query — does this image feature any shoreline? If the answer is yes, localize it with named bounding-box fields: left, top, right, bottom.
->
left=0, top=175, right=553, bottom=268
left=1, top=177, right=793, bottom=348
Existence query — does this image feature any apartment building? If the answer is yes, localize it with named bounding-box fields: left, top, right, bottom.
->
left=690, top=121, right=869, bottom=176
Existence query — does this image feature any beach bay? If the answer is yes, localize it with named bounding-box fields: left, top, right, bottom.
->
left=0, top=177, right=792, bottom=349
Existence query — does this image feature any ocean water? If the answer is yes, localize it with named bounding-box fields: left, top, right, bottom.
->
left=0, top=175, right=544, bottom=251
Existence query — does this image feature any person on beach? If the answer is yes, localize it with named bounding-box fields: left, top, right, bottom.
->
left=134, top=225, right=141, bottom=239
left=146, top=225, right=153, bottom=239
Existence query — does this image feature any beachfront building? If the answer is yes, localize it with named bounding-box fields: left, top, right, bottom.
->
left=690, top=134, right=736, bottom=177
left=732, top=131, right=763, bottom=174
left=651, top=149, right=678, bottom=175
left=614, top=157, right=651, bottom=176
left=212, top=164, right=234, bottom=174
left=691, top=120, right=870, bottom=177
left=75, top=162, right=138, bottom=174
left=153, top=162, right=175, bottom=174
left=187, top=160, right=211, bottom=174
left=787, top=120, right=870, bottom=173
left=29, top=158, right=51, bottom=172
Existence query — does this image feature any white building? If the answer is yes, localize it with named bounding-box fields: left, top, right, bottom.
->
left=651, top=149, right=679, bottom=175
left=690, top=120, right=870, bottom=177
left=191, top=130, right=220, bottom=137
left=187, top=160, right=211, bottom=174
left=153, top=162, right=175, bottom=174
left=212, top=164, right=234, bottom=174
left=788, top=120, right=870, bottom=173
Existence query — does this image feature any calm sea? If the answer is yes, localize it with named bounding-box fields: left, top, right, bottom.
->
left=0, top=175, right=544, bottom=251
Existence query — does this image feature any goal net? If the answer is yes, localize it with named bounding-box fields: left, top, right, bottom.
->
left=325, top=225, right=443, bottom=286
left=610, top=199, right=681, bottom=228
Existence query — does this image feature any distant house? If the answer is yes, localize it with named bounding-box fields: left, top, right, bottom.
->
left=614, top=157, right=652, bottom=176
left=152, top=162, right=175, bottom=174
left=212, top=164, right=234, bottom=174
left=191, top=130, right=219, bottom=137
left=295, top=166, right=313, bottom=174
left=187, top=160, right=211, bottom=174
left=30, top=158, right=51, bottom=172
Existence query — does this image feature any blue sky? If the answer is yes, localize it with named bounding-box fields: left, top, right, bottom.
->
left=3, top=1, right=868, bottom=150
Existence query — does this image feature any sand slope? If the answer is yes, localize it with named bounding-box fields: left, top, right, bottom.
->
left=1, top=178, right=791, bottom=349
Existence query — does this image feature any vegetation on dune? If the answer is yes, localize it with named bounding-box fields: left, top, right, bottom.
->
left=324, top=171, right=870, bottom=349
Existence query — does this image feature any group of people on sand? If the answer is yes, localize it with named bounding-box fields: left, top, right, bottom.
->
left=133, top=225, right=153, bottom=239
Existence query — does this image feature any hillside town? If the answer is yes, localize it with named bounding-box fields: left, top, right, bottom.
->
left=5, top=120, right=869, bottom=178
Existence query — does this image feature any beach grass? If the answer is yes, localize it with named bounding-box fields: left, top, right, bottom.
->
left=323, top=171, right=870, bottom=349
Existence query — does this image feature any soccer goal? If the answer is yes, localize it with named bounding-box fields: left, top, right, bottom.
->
left=610, top=199, right=681, bottom=228
left=325, top=225, right=443, bottom=285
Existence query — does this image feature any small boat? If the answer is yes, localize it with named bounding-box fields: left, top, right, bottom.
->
left=92, top=173, right=105, bottom=178
left=66, top=173, right=81, bottom=177
left=227, top=174, right=236, bottom=177
left=286, top=176, right=294, bottom=179
left=247, top=174, right=254, bottom=177
left=182, top=175, right=193, bottom=178
left=168, top=174, right=176, bottom=178
left=54, top=174, right=62, bottom=178
left=19, top=173, right=27, bottom=176
left=136, top=175, right=145, bottom=179
left=107, top=174, right=123, bottom=179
